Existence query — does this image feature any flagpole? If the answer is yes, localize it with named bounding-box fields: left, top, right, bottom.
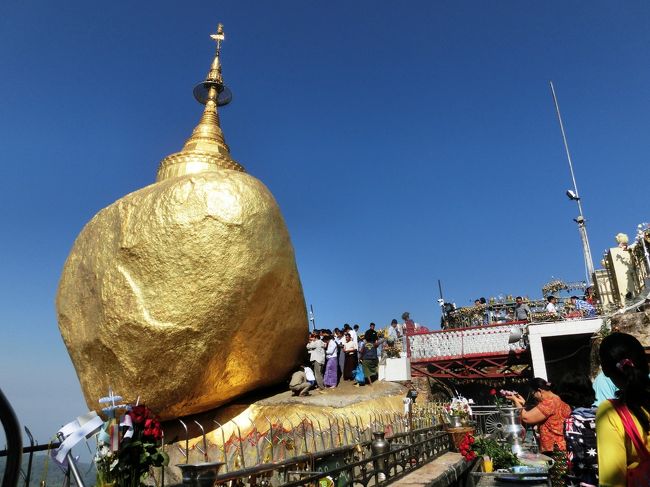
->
left=549, top=81, right=595, bottom=284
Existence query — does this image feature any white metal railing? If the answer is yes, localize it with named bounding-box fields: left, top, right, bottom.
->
left=408, top=323, right=527, bottom=361
left=470, top=405, right=501, bottom=436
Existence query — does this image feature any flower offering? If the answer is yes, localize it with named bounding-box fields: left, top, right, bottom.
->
left=489, top=388, right=516, bottom=408
left=94, top=391, right=168, bottom=487
left=444, top=396, right=473, bottom=418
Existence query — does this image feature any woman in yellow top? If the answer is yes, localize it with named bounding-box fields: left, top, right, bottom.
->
left=596, top=332, right=650, bottom=486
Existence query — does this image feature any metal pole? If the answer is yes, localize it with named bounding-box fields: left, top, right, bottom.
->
left=56, top=433, right=85, bottom=487
left=309, top=305, right=316, bottom=331
left=178, top=419, right=189, bottom=463
left=577, top=220, right=594, bottom=280
left=263, top=416, right=274, bottom=464
left=231, top=421, right=246, bottom=468
left=160, top=431, right=165, bottom=487
left=0, top=387, right=22, bottom=487
left=212, top=420, right=228, bottom=472
left=638, top=224, right=650, bottom=274
left=24, top=427, right=35, bottom=487
left=193, top=420, right=209, bottom=462
left=549, top=81, right=595, bottom=283
left=437, top=279, right=447, bottom=328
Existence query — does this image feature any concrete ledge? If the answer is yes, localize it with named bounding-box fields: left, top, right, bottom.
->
left=390, top=452, right=471, bottom=486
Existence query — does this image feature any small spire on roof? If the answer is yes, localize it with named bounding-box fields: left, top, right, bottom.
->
left=156, top=23, right=244, bottom=181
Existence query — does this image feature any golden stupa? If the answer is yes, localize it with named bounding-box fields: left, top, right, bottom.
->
left=56, top=25, right=309, bottom=420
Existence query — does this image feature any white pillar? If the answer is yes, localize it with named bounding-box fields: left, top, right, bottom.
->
left=528, top=334, right=547, bottom=380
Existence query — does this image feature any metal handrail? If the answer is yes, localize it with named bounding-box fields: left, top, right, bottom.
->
left=159, top=424, right=450, bottom=487
left=263, top=428, right=450, bottom=487
left=0, top=441, right=61, bottom=458
left=0, top=387, right=23, bottom=487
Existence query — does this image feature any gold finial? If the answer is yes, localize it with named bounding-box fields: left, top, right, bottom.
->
left=207, top=24, right=225, bottom=84
left=211, top=23, right=225, bottom=44
left=156, top=23, right=244, bottom=182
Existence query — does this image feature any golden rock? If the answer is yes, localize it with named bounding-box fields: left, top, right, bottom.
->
left=56, top=25, right=308, bottom=419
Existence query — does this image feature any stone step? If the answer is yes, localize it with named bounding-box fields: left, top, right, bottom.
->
left=390, top=452, right=470, bottom=486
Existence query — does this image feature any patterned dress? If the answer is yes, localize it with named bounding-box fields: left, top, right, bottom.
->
left=564, top=407, right=598, bottom=487
left=536, top=394, right=572, bottom=452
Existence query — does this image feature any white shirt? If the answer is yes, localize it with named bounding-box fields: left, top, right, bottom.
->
left=545, top=302, right=558, bottom=314
left=303, top=366, right=315, bottom=382
left=306, top=339, right=326, bottom=364
left=388, top=325, right=402, bottom=341
left=325, top=340, right=337, bottom=358
left=349, top=329, right=358, bottom=346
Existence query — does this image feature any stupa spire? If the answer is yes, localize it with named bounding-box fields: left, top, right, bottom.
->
left=207, top=23, right=225, bottom=85
left=156, top=23, right=245, bottom=182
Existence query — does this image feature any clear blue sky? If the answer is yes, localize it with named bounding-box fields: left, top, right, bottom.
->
left=2, top=0, right=650, bottom=446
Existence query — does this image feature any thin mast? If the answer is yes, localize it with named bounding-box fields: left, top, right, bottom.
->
left=549, top=81, right=595, bottom=284
left=309, top=304, right=316, bottom=330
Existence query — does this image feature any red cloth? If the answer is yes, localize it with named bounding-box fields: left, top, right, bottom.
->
left=609, top=400, right=650, bottom=487
left=403, top=319, right=430, bottom=334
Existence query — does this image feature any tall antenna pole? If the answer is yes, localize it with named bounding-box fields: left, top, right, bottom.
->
left=437, top=279, right=448, bottom=328
left=549, top=81, right=595, bottom=284
left=309, top=304, right=316, bottom=331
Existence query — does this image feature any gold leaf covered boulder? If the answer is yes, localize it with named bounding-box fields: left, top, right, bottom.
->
left=56, top=25, right=308, bottom=419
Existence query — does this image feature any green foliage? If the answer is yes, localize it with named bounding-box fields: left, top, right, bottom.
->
left=472, top=437, right=519, bottom=470
left=383, top=343, right=401, bottom=359
left=95, top=404, right=167, bottom=487
left=106, top=438, right=167, bottom=487
left=598, top=318, right=612, bottom=338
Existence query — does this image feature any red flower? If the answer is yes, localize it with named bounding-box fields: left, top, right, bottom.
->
left=461, top=448, right=476, bottom=461
left=142, top=417, right=162, bottom=441
left=144, top=424, right=162, bottom=441
left=489, top=388, right=497, bottom=395
left=459, top=433, right=477, bottom=461
left=128, top=405, right=148, bottom=425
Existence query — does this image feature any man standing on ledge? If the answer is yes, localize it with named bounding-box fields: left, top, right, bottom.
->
left=387, top=319, right=402, bottom=342
left=365, top=322, right=378, bottom=343
left=570, top=295, right=596, bottom=318
left=545, top=296, right=559, bottom=315
left=514, top=296, right=531, bottom=321
left=306, top=333, right=326, bottom=392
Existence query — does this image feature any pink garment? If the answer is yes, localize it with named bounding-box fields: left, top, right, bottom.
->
left=403, top=319, right=429, bottom=334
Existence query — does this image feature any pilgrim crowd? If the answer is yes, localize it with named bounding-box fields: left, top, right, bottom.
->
left=290, top=323, right=650, bottom=487
left=288, top=313, right=422, bottom=396
left=287, top=305, right=650, bottom=487
left=443, top=289, right=601, bottom=329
